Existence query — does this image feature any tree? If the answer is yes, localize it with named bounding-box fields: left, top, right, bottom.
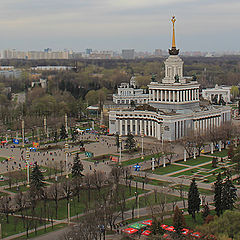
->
left=222, top=176, right=237, bottom=211
left=0, top=196, right=11, bottom=223
left=30, top=163, right=44, bottom=194
left=214, top=173, right=223, bottom=216
left=230, top=86, right=239, bottom=99
left=150, top=217, right=165, bottom=236
left=71, top=153, right=84, bottom=178
left=71, top=127, right=78, bottom=142
left=202, top=204, right=210, bottom=221
left=188, top=178, right=201, bottom=221
left=173, top=206, right=186, bottom=232
left=60, top=124, right=68, bottom=140
left=125, top=133, right=136, bottom=152
left=196, top=210, right=240, bottom=239
left=228, top=145, right=234, bottom=160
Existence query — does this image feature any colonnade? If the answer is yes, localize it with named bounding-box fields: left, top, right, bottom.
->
left=194, top=116, right=221, bottom=134
left=118, top=118, right=162, bottom=140
left=149, top=88, right=199, bottom=102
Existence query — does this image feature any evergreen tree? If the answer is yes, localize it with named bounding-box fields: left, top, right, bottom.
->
left=71, top=127, right=78, bottom=142
left=53, top=129, right=58, bottom=142
left=30, top=163, right=44, bottom=192
left=222, top=176, right=237, bottom=211
left=173, top=206, right=185, bottom=233
left=202, top=204, right=210, bottom=220
left=188, top=178, right=201, bottom=221
left=214, top=173, right=223, bottom=216
left=150, top=217, right=164, bottom=236
left=60, top=124, right=68, bottom=140
left=125, top=133, right=136, bottom=152
left=72, top=153, right=84, bottom=178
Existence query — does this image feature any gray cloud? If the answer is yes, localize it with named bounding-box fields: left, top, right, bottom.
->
left=0, top=0, right=239, bottom=51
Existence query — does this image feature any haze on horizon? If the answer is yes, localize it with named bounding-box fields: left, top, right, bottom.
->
left=0, top=0, right=239, bottom=52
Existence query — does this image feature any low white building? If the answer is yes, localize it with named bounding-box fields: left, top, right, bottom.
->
left=31, top=66, right=72, bottom=71
left=113, top=77, right=149, bottom=105
left=202, top=84, right=231, bottom=104
left=31, top=79, right=47, bottom=88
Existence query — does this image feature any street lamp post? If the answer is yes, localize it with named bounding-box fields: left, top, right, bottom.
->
left=135, top=191, right=140, bottom=219
left=161, top=125, right=165, bottom=167
left=67, top=198, right=72, bottom=224
left=26, top=148, right=30, bottom=187
left=21, top=119, right=25, bottom=148
left=119, top=135, right=122, bottom=164
left=141, top=130, right=144, bottom=160
left=65, top=142, right=69, bottom=178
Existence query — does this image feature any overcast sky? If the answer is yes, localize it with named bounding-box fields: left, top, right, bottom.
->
left=0, top=0, right=239, bottom=52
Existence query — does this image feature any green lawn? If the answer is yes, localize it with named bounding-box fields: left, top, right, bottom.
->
left=6, top=183, right=49, bottom=193
left=6, top=185, right=29, bottom=193
left=0, top=215, right=48, bottom=238
left=178, top=156, right=212, bottom=166
left=205, top=175, right=218, bottom=183
left=132, top=176, right=171, bottom=187
left=0, top=156, right=7, bottom=162
left=20, top=185, right=148, bottom=220
left=1, top=167, right=60, bottom=187
left=146, top=164, right=187, bottom=175
left=121, top=153, right=162, bottom=167
left=125, top=192, right=181, bottom=210
left=200, top=163, right=215, bottom=170
left=171, top=168, right=200, bottom=177
left=170, top=184, right=213, bottom=196
left=210, top=149, right=228, bottom=157
left=15, top=223, right=67, bottom=239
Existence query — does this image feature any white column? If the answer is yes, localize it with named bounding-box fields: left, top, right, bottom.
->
left=193, top=147, right=196, bottom=159
left=152, top=90, right=155, bottom=101
left=140, top=119, right=143, bottom=134
left=155, top=122, right=157, bottom=138
left=144, top=120, right=147, bottom=136
left=135, top=119, right=138, bottom=135
left=119, top=119, right=123, bottom=135
left=184, top=149, right=187, bottom=162
left=210, top=142, right=214, bottom=154
left=161, top=90, right=163, bottom=101
left=173, top=90, right=175, bottom=102
left=130, top=119, right=133, bottom=133
left=219, top=141, right=222, bottom=152
left=148, top=121, right=151, bottom=136
left=177, top=91, right=179, bottom=102
left=163, top=156, right=166, bottom=167
left=157, top=90, right=159, bottom=101
left=125, top=119, right=128, bottom=135
left=152, top=158, right=155, bottom=171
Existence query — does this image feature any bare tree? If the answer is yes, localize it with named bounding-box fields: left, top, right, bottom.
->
left=14, top=191, right=27, bottom=227
left=163, top=141, right=175, bottom=164
left=0, top=196, right=11, bottom=223
left=91, top=171, right=106, bottom=194
left=48, top=183, right=60, bottom=219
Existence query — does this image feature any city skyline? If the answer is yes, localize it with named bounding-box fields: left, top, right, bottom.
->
left=0, top=0, right=239, bottom=52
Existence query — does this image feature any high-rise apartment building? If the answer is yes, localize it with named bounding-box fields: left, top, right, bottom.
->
left=122, top=49, right=135, bottom=59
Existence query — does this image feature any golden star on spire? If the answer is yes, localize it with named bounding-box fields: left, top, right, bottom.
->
left=171, top=16, right=176, bottom=48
